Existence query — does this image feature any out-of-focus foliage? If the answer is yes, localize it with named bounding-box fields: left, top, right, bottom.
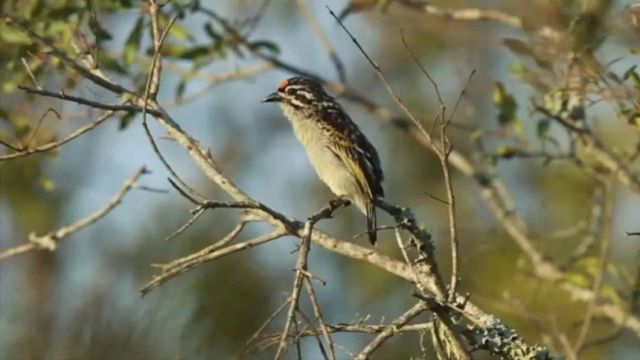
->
left=1, top=0, right=639, bottom=359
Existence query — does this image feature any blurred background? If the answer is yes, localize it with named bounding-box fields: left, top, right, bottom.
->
left=1, top=0, right=639, bottom=358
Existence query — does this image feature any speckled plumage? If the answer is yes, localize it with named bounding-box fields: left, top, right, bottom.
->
left=263, top=76, right=384, bottom=244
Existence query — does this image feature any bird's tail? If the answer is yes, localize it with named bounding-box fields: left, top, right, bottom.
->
left=366, top=200, right=377, bottom=245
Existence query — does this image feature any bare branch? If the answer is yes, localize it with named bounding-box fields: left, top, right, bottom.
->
left=304, top=279, right=335, bottom=360
left=355, top=301, right=428, bottom=359
left=240, top=297, right=291, bottom=358
left=18, top=86, right=143, bottom=113
left=395, top=0, right=560, bottom=39
left=275, top=198, right=350, bottom=360
left=140, top=228, right=286, bottom=296
left=0, top=110, right=115, bottom=161
left=0, top=166, right=147, bottom=260
left=575, top=178, right=616, bottom=355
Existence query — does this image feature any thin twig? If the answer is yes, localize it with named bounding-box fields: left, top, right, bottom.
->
left=295, top=0, right=346, bottom=82
left=140, top=4, right=204, bottom=204
left=275, top=198, right=350, bottom=359
left=395, top=0, right=560, bottom=39
left=164, top=206, right=206, bottom=241
left=562, top=187, right=605, bottom=268
left=140, top=228, right=285, bottom=296
left=304, top=278, right=336, bottom=360
left=354, top=301, right=428, bottom=360
left=0, top=166, right=147, bottom=260
left=327, top=6, right=434, bottom=148
left=296, top=306, right=328, bottom=360
left=574, top=177, right=616, bottom=355
left=18, top=86, right=143, bottom=113
left=0, top=107, right=113, bottom=160
left=239, top=297, right=291, bottom=359
left=21, top=57, right=42, bottom=89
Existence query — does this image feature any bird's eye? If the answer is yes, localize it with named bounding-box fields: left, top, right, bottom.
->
left=285, top=87, right=297, bottom=96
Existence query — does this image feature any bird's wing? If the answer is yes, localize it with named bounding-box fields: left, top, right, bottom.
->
left=321, top=109, right=384, bottom=199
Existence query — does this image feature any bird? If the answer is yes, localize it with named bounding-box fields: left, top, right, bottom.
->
left=262, top=76, right=384, bottom=244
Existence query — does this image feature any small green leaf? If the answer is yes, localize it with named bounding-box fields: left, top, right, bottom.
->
left=175, top=78, right=187, bottom=101
left=537, top=119, right=550, bottom=140
left=470, top=129, right=485, bottom=142
left=119, top=112, right=136, bottom=130
left=601, top=285, right=623, bottom=306
left=88, top=9, right=113, bottom=41
left=160, top=13, right=192, bottom=41
left=564, top=272, right=589, bottom=287
left=181, top=46, right=211, bottom=60
left=47, top=6, right=83, bottom=20
left=123, top=16, right=144, bottom=65
left=0, top=25, right=31, bottom=44
left=98, top=52, right=128, bottom=74
left=2, top=81, right=18, bottom=93
left=10, top=114, right=31, bottom=139
left=502, top=38, right=534, bottom=57
left=204, top=22, right=220, bottom=41
left=621, top=108, right=640, bottom=128
left=492, top=81, right=518, bottom=127
left=39, top=177, right=56, bottom=192
left=623, top=65, right=640, bottom=90
left=571, top=13, right=604, bottom=52
left=28, top=0, right=45, bottom=19
left=497, top=146, right=521, bottom=159
left=156, top=44, right=211, bottom=60
left=249, top=40, right=280, bottom=55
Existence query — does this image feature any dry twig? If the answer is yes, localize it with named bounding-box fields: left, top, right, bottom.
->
left=0, top=166, right=147, bottom=260
left=275, top=198, right=350, bottom=360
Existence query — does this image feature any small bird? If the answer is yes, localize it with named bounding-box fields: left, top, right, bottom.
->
left=263, top=76, right=384, bottom=244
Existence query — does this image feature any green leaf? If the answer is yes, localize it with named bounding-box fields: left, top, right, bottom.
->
left=119, top=112, right=136, bottom=130
left=47, top=6, right=83, bottom=20
left=160, top=13, right=193, bottom=41
left=249, top=40, right=280, bottom=55
left=175, top=78, right=187, bottom=101
left=28, top=0, right=45, bottom=19
left=564, top=272, right=589, bottom=287
left=492, top=81, right=518, bottom=127
left=88, top=8, right=113, bottom=41
left=502, top=38, right=552, bottom=69
left=2, top=81, right=18, bottom=93
left=156, top=44, right=211, bottom=60
left=9, top=114, right=31, bottom=139
left=623, top=65, right=640, bottom=90
left=39, top=177, right=56, bottom=192
left=99, top=52, right=128, bottom=75
left=123, top=16, right=145, bottom=65
left=571, top=13, right=604, bottom=52
left=204, top=22, right=220, bottom=41
left=537, top=119, right=550, bottom=140
left=601, top=286, right=623, bottom=306
left=621, top=108, right=640, bottom=128
left=502, top=38, right=534, bottom=57
left=497, top=146, right=522, bottom=159
left=0, top=24, right=31, bottom=44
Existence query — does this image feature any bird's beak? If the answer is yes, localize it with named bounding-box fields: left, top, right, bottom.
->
left=262, top=92, right=281, bottom=103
